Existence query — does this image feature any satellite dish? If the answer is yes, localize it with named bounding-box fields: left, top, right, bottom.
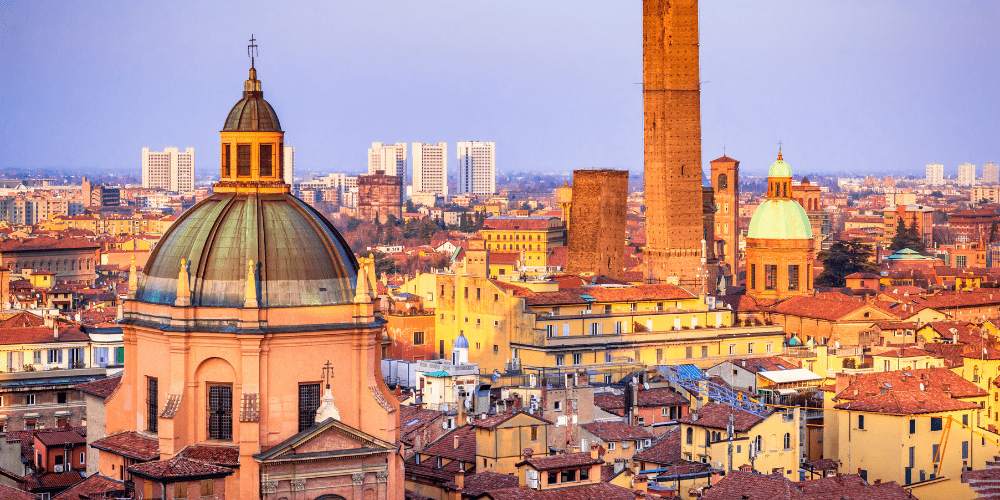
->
left=919, top=382, right=924, bottom=391
left=644, top=382, right=650, bottom=390
left=835, top=341, right=841, bottom=349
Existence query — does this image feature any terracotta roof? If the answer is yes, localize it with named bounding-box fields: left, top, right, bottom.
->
left=421, top=425, right=477, bottom=462
left=0, top=483, right=34, bottom=500
left=399, top=405, right=444, bottom=444
left=580, top=421, right=653, bottom=442
left=632, top=427, right=681, bottom=466
left=845, top=272, right=880, bottom=280
left=481, top=217, right=557, bottom=231
left=177, top=445, right=239, bottom=466
left=0, top=312, right=44, bottom=329
left=90, top=431, right=159, bottom=461
left=478, top=482, right=640, bottom=500
left=593, top=387, right=687, bottom=413
left=834, top=391, right=980, bottom=414
left=462, top=471, right=520, bottom=497
left=0, top=323, right=90, bottom=345
left=516, top=452, right=602, bottom=471
left=835, top=367, right=985, bottom=401
left=469, top=411, right=550, bottom=430
left=518, top=284, right=695, bottom=307
left=34, top=471, right=85, bottom=489
left=490, top=252, right=521, bottom=265
left=128, top=457, right=233, bottom=482
left=52, top=474, right=125, bottom=500
left=676, top=403, right=768, bottom=432
left=74, top=374, right=121, bottom=399
left=34, top=429, right=85, bottom=447
left=404, top=453, right=472, bottom=484
left=770, top=295, right=890, bottom=322
left=871, top=347, right=928, bottom=358
left=0, top=237, right=100, bottom=252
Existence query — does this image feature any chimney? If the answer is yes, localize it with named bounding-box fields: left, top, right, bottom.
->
left=590, top=443, right=600, bottom=460
left=522, top=448, right=533, bottom=460
left=454, top=470, right=464, bottom=492
left=53, top=322, right=59, bottom=340
left=453, top=435, right=460, bottom=450
left=632, top=474, right=648, bottom=493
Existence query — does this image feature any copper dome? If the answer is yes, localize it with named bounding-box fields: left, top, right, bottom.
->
left=223, top=90, right=282, bottom=132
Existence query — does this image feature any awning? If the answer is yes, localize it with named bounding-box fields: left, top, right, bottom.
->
left=776, top=388, right=798, bottom=396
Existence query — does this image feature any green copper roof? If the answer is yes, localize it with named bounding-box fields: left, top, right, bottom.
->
left=423, top=371, right=452, bottom=378
left=747, top=199, right=813, bottom=240
left=768, top=159, right=793, bottom=178
left=135, top=192, right=358, bottom=308
left=887, top=248, right=931, bottom=260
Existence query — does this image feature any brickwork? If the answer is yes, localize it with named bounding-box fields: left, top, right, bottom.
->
left=567, top=170, right=627, bottom=279
left=357, top=171, right=402, bottom=222
left=710, top=156, right=739, bottom=281
left=643, top=0, right=705, bottom=287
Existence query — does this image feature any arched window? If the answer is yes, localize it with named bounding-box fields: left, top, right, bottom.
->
left=686, top=427, right=693, bottom=445
left=718, top=173, right=728, bottom=190
left=783, top=432, right=791, bottom=450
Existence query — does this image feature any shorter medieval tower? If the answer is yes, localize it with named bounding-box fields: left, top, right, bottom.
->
left=566, top=170, right=628, bottom=279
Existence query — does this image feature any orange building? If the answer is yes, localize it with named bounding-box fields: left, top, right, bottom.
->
left=745, top=152, right=814, bottom=301
left=100, top=51, right=403, bottom=499
left=711, top=155, right=740, bottom=282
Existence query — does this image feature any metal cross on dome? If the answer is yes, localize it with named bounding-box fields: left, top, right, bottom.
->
left=322, top=359, right=334, bottom=389
left=248, top=35, right=258, bottom=67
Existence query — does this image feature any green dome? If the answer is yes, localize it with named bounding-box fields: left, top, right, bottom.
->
left=768, top=159, right=793, bottom=178
left=747, top=199, right=813, bottom=240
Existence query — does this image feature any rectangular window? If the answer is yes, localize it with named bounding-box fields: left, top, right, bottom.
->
left=765, top=265, right=778, bottom=290
left=909, top=446, right=914, bottom=468
left=963, top=440, right=969, bottom=459
left=546, top=325, right=555, bottom=338
left=909, top=419, right=916, bottom=434
left=259, top=144, right=273, bottom=177
left=932, top=444, right=940, bottom=462
left=298, top=383, right=321, bottom=432
left=748, top=343, right=754, bottom=354
left=788, top=265, right=800, bottom=290
left=147, top=377, right=158, bottom=434
left=68, top=348, right=83, bottom=368
left=729, top=344, right=736, bottom=355
left=858, top=414, right=864, bottom=430
left=208, top=385, right=233, bottom=440
left=413, top=331, right=425, bottom=346
left=57, top=392, right=67, bottom=404
left=94, top=347, right=109, bottom=367
left=561, top=470, right=577, bottom=483
left=555, top=355, right=565, bottom=366
left=530, top=425, right=538, bottom=441
left=930, top=417, right=943, bottom=431
left=702, top=346, right=709, bottom=357
left=750, top=264, right=756, bottom=289
left=237, top=144, right=252, bottom=177
left=25, top=394, right=35, bottom=405
left=590, top=323, right=600, bottom=335
left=464, top=287, right=468, bottom=299
left=476, top=288, right=481, bottom=300
left=174, top=482, right=188, bottom=499
left=47, top=349, right=63, bottom=364
left=222, top=144, right=231, bottom=177
left=573, top=353, right=582, bottom=365
left=579, top=467, right=589, bottom=481
left=548, top=472, right=558, bottom=485
left=685, top=347, right=692, bottom=359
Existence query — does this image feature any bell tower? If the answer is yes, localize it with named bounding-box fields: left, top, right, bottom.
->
left=710, top=155, right=739, bottom=284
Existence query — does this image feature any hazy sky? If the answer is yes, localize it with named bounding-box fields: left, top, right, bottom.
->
left=1, top=1, right=998, bottom=177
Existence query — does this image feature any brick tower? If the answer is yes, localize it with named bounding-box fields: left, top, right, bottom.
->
left=643, top=0, right=705, bottom=288
left=710, top=155, right=740, bottom=283
left=566, top=169, right=628, bottom=279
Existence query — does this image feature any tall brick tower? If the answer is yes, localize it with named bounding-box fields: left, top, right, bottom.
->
left=567, top=169, right=628, bottom=279
left=643, top=0, right=705, bottom=288
left=710, top=155, right=740, bottom=283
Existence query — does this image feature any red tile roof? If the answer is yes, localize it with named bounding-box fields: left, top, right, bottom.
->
left=421, top=425, right=477, bottom=462
left=468, top=411, right=550, bottom=430
left=35, top=471, right=85, bottom=489
left=725, top=356, right=798, bottom=374
left=593, top=387, right=687, bottom=413
left=0, top=237, right=100, bottom=252
left=632, top=427, right=681, bottom=466
left=517, top=284, right=695, bottom=307
left=399, top=405, right=444, bottom=444
left=90, top=431, right=159, bottom=461
left=834, top=391, right=980, bottom=414
left=580, top=421, right=653, bottom=442
left=74, top=374, right=121, bottom=399
left=770, top=295, right=888, bottom=322
left=835, top=367, right=984, bottom=401
left=34, top=429, right=85, bottom=447
left=0, top=483, right=34, bottom=500
left=676, top=403, right=768, bottom=432
left=516, top=452, right=602, bottom=471
left=128, top=457, right=233, bottom=482
left=178, top=445, right=239, bottom=466
left=52, top=474, right=125, bottom=500
left=462, top=471, right=520, bottom=497
left=0, top=324, right=90, bottom=346
left=478, top=482, right=640, bottom=500
left=490, top=252, right=521, bottom=265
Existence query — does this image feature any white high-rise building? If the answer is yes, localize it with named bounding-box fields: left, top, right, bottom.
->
left=983, top=162, right=999, bottom=185
left=142, top=147, right=195, bottom=193
left=283, top=146, right=295, bottom=185
left=925, top=163, right=944, bottom=186
left=368, top=142, right=407, bottom=178
left=957, top=162, right=976, bottom=186
left=412, top=142, right=448, bottom=199
left=456, top=141, right=496, bottom=195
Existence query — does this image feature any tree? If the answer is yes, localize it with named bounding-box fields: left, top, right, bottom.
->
left=359, top=251, right=399, bottom=279
left=815, top=238, right=878, bottom=287
left=521, top=201, right=531, bottom=211
left=405, top=200, right=416, bottom=213
left=930, top=190, right=944, bottom=198
left=888, top=219, right=925, bottom=253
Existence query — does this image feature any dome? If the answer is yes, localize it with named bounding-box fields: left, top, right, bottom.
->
left=135, top=192, right=358, bottom=308
left=454, top=333, right=470, bottom=349
left=747, top=199, right=813, bottom=240
left=768, top=158, right=793, bottom=178
left=223, top=91, right=282, bottom=132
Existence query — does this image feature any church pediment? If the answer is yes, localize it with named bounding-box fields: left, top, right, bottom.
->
left=253, top=417, right=395, bottom=463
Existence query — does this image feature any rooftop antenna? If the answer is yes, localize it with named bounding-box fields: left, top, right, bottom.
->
left=248, top=34, right=259, bottom=68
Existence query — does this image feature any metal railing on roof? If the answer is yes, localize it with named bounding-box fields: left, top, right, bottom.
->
left=658, top=365, right=769, bottom=417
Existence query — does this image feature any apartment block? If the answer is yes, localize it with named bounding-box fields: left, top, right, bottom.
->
left=456, top=141, right=496, bottom=195
left=412, top=142, right=447, bottom=198
left=141, top=147, right=195, bottom=193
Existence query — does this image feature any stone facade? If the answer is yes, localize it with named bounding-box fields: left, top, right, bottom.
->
left=566, top=169, right=627, bottom=279
left=357, top=171, right=403, bottom=222
left=643, top=0, right=706, bottom=287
